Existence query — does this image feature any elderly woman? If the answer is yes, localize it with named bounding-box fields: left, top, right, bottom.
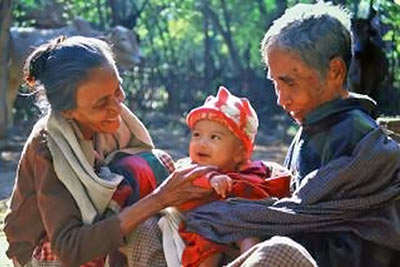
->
left=4, top=36, right=213, bottom=266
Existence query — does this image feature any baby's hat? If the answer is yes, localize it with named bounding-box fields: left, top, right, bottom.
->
left=186, top=86, right=259, bottom=157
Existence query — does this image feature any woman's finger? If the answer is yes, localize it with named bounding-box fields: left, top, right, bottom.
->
left=184, top=165, right=217, bottom=183
left=171, top=164, right=198, bottom=178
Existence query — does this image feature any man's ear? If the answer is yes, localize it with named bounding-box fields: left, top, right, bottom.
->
left=327, top=57, right=347, bottom=87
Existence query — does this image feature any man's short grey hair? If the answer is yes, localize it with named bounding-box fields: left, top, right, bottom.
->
left=261, top=2, right=352, bottom=79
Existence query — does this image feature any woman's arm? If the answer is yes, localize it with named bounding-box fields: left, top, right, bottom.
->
left=34, top=144, right=124, bottom=266
left=36, top=140, right=212, bottom=265
left=7, top=131, right=213, bottom=266
left=118, top=165, right=214, bottom=235
left=44, top=161, right=213, bottom=265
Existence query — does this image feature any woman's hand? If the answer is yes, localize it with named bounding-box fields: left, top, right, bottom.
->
left=118, top=164, right=215, bottom=234
left=153, top=164, right=216, bottom=208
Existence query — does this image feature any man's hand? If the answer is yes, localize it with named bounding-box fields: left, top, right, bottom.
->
left=210, top=174, right=233, bottom=198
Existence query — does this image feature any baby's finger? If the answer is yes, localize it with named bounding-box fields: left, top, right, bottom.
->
left=221, top=181, right=229, bottom=198
left=227, top=178, right=233, bottom=192
left=214, top=184, right=221, bottom=196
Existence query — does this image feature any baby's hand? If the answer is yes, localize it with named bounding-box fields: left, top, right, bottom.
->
left=209, top=174, right=233, bottom=198
left=237, top=237, right=261, bottom=254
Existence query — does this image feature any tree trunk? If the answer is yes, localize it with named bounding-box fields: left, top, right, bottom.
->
left=0, top=0, right=13, bottom=139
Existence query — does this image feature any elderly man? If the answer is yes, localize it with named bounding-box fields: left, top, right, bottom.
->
left=184, top=2, right=400, bottom=266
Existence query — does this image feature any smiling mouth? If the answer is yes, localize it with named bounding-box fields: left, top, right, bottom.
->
left=105, top=117, right=120, bottom=123
left=289, top=109, right=300, bottom=115
left=197, top=152, right=210, bottom=158
left=289, top=110, right=303, bottom=118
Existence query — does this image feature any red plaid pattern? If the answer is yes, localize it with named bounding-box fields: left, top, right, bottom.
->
left=154, top=149, right=176, bottom=174
left=33, top=237, right=106, bottom=266
left=32, top=239, right=59, bottom=262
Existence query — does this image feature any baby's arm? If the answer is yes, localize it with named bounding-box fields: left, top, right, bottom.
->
left=209, top=174, right=233, bottom=198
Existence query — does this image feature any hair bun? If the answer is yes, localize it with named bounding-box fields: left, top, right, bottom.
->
left=25, top=35, right=66, bottom=87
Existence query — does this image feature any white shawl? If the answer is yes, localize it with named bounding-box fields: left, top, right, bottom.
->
left=45, top=104, right=154, bottom=223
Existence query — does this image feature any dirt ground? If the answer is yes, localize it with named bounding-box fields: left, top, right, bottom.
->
left=0, top=116, right=289, bottom=265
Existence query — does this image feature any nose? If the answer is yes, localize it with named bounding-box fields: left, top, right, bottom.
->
left=198, top=137, right=209, bottom=147
left=108, top=92, right=125, bottom=115
left=276, top=86, right=291, bottom=109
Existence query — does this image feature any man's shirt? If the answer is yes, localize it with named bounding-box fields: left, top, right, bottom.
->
left=284, top=93, right=378, bottom=190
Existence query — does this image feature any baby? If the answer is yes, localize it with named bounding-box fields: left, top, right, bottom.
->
left=176, top=86, right=291, bottom=267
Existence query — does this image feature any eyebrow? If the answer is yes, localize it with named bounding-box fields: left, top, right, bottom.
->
left=211, top=130, right=227, bottom=136
left=267, top=70, right=294, bottom=83
left=278, top=75, right=295, bottom=83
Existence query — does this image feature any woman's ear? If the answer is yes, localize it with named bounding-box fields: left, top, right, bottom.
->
left=61, top=109, right=75, bottom=119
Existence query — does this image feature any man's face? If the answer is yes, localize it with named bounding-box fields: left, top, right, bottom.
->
left=265, top=47, right=334, bottom=124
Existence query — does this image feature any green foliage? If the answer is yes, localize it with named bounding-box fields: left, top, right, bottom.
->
left=10, top=0, right=400, bottom=129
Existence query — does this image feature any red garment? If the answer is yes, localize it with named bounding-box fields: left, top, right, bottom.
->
left=117, top=155, right=158, bottom=198
left=32, top=237, right=106, bottom=267
left=180, top=160, right=291, bottom=267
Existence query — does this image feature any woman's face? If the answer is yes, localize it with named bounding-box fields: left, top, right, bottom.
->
left=63, top=67, right=125, bottom=139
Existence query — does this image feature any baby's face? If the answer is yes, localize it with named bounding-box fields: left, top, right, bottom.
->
left=189, top=120, right=244, bottom=172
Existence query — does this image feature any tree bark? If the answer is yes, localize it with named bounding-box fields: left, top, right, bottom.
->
left=0, top=0, right=13, bottom=138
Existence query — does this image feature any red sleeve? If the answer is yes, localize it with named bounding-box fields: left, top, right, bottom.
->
left=227, top=161, right=291, bottom=199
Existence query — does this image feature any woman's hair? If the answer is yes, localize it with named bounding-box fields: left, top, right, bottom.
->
left=261, top=2, right=352, bottom=80
left=24, top=35, right=118, bottom=112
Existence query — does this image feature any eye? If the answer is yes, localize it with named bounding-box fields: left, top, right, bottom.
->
left=93, top=98, right=107, bottom=109
left=115, top=87, right=125, bottom=101
left=286, top=81, right=295, bottom=87
left=192, top=131, right=200, bottom=137
left=211, top=134, right=221, bottom=140
left=283, top=78, right=296, bottom=87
